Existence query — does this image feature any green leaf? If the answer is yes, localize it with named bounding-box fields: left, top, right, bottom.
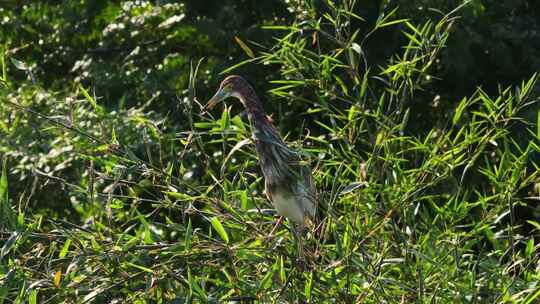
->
left=79, top=85, right=103, bottom=115
left=220, top=106, right=230, bottom=130
left=340, top=182, right=368, bottom=195
left=0, top=158, right=15, bottom=230
left=375, top=7, right=407, bottom=29
left=453, top=97, right=468, bottom=125
left=0, top=48, right=6, bottom=82
left=526, top=220, right=540, bottom=231
left=234, top=36, right=255, bottom=58
left=0, top=158, right=8, bottom=202
left=126, top=262, right=153, bottom=273
left=188, top=267, right=207, bottom=298
left=220, top=57, right=260, bottom=75
left=210, top=217, right=229, bottom=243
left=525, top=288, right=540, bottom=304
left=59, top=239, right=71, bottom=258
left=185, top=218, right=192, bottom=252
left=29, top=289, right=38, bottom=304
left=231, top=115, right=246, bottom=130
left=537, top=108, right=540, bottom=139
left=305, top=271, right=313, bottom=301
left=525, top=238, right=534, bottom=257
left=279, top=256, right=286, bottom=283
left=258, top=263, right=275, bottom=291
left=163, top=191, right=195, bottom=201
left=10, top=58, right=28, bottom=70
left=194, top=122, right=217, bottom=129
left=240, top=190, right=248, bottom=210
left=90, top=237, right=101, bottom=251
left=379, top=18, right=408, bottom=28
left=360, top=68, right=370, bottom=97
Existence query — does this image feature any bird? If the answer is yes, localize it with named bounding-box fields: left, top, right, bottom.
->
left=204, top=75, right=318, bottom=263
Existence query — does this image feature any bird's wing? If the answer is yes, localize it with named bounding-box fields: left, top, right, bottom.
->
left=281, top=149, right=317, bottom=221
left=253, top=123, right=318, bottom=220
left=297, top=164, right=318, bottom=220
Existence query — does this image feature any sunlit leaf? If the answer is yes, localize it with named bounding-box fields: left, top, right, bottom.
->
left=53, top=270, right=62, bottom=288
left=234, top=36, right=255, bottom=58
left=210, top=217, right=229, bottom=243
left=340, top=182, right=368, bottom=195
left=10, top=58, right=28, bottom=70
left=59, top=239, right=71, bottom=259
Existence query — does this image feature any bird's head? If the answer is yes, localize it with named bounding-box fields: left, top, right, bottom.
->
left=204, top=75, right=248, bottom=110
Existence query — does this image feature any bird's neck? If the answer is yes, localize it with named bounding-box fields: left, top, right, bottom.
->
left=236, top=85, right=270, bottom=130
left=235, top=84, right=298, bottom=184
left=236, top=86, right=286, bottom=153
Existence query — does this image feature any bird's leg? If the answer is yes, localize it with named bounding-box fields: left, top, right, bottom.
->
left=292, top=222, right=306, bottom=269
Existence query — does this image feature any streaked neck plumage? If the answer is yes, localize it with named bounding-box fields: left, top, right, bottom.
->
left=233, top=81, right=297, bottom=185
left=233, top=82, right=277, bottom=139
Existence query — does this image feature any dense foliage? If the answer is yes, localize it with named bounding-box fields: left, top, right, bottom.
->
left=1, top=0, right=539, bottom=302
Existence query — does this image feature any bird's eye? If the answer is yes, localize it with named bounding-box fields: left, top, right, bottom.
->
left=222, top=85, right=233, bottom=93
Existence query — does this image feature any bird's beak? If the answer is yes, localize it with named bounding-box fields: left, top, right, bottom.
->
left=204, top=89, right=228, bottom=111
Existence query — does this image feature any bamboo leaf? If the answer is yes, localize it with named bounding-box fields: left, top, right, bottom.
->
left=163, top=191, right=195, bottom=201
left=53, top=270, right=62, bottom=288
left=79, top=85, right=97, bottom=109
left=340, top=182, right=368, bottom=195
left=220, top=106, right=230, bottom=130
left=453, top=97, right=468, bottom=125
left=220, top=57, right=260, bottom=75
left=211, top=217, right=229, bottom=243
left=126, top=262, right=153, bottom=273
left=29, top=289, right=37, bottom=304
left=10, top=58, right=28, bottom=70
left=185, top=218, right=192, bottom=251
left=59, top=239, right=71, bottom=259
left=234, top=36, right=255, bottom=58
left=0, top=158, right=16, bottom=230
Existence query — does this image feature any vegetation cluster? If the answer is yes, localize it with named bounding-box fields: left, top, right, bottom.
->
left=0, top=0, right=539, bottom=302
